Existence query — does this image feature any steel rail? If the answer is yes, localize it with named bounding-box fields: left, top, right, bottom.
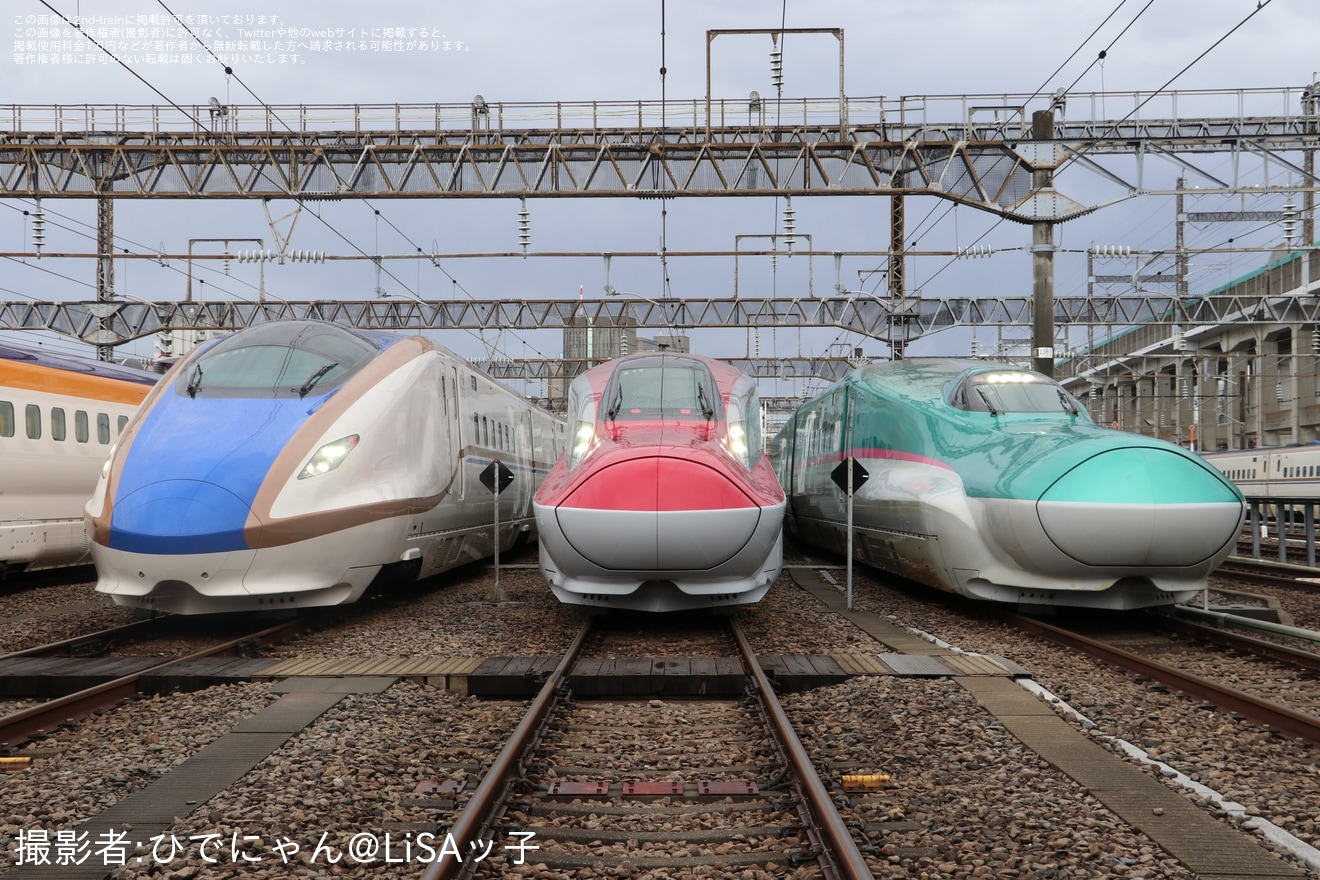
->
left=1160, top=613, right=1320, bottom=672
left=731, top=620, right=873, bottom=880
left=420, top=619, right=593, bottom=880
left=1218, top=559, right=1320, bottom=594
left=0, top=618, right=161, bottom=661
left=0, top=616, right=310, bottom=747
left=1006, top=612, right=1320, bottom=744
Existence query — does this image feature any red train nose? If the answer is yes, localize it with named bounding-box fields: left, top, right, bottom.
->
left=563, top=456, right=758, bottom=512
left=554, top=455, right=763, bottom=570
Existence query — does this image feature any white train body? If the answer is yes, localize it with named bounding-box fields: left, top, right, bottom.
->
left=86, top=322, right=564, bottom=614
left=1200, top=444, right=1320, bottom=498
left=0, top=341, right=155, bottom=575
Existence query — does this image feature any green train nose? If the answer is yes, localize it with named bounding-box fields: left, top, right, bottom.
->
left=1036, top=447, right=1244, bottom=567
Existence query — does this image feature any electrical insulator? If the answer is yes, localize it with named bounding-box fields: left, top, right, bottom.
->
left=1312, top=325, right=1320, bottom=355
left=957, top=245, right=995, bottom=259
left=769, top=47, right=783, bottom=91
left=517, top=198, right=531, bottom=254
left=1277, top=381, right=1285, bottom=403
left=1089, top=245, right=1132, bottom=257
left=1282, top=200, right=1298, bottom=247
left=782, top=197, right=796, bottom=251
left=30, top=199, right=46, bottom=254
left=223, top=253, right=233, bottom=275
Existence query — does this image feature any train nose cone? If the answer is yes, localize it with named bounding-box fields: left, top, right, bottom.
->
left=1036, top=447, right=1243, bottom=567
left=110, top=479, right=254, bottom=555
left=556, top=456, right=762, bottom=571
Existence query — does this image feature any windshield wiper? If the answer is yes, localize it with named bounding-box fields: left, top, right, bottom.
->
left=606, top=385, right=624, bottom=420
left=1056, top=388, right=1079, bottom=415
left=297, top=362, right=338, bottom=398
left=185, top=363, right=203, bottom=398
left=975, top=387, right=1000, bottom=417
left=696, top=384, right=714, bottom=420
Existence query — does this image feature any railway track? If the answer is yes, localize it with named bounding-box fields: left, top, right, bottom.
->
left=0, top=616, right=311, bottom=747
left=421, top=616, right=872, bottom=880
left=1004, top=610, right=1320, bottom=744
left=1217, top=556, right=1320, bottom=593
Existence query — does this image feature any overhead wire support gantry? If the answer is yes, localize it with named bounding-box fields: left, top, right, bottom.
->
left=2, top=87, right=1317, bottom=224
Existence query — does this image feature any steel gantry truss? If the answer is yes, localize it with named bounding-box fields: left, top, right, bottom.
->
left=2, top=86, right=1319, bottom=362
left=6, top=286, right=1318, bottom=350
left=1, top=88, right=1317, bottom=220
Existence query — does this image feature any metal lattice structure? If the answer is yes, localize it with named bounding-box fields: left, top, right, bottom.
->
left=2, top=86, right=1319, bottom=364
left=2, top=88, right=1317, bottom=222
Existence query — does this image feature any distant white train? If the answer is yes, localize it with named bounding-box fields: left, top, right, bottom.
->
left=1200, top=444, right=1320, bottom=498
left=0, top=340, right=158, bottom=576
left=86, top=320, right=565, bottom=614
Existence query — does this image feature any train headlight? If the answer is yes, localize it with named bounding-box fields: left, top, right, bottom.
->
left=101, top=443, right=117, bottom=479
left=568, top=420, right=595, bottom=468
left=298, top=434, right=359, bottom=479
left=727, top=421, right=750, bottom=464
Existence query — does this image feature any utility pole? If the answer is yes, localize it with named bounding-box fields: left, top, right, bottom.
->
left=1031, top=109, right=1056, bottom=378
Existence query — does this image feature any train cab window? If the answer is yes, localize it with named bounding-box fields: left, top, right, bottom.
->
left=75, top=410, right=89, bottom=443
left=117, top=415, right=129, bottom=434
left=51, top=407, right=66, bottom=442
left=178, top=322, right=377, bottom=399
left=25, top=404, right=41, bottom=439
left=950, top=370, right=1088, bottom=417
left=97, top=413, right=110, bottom=444
left=725, top=372, right=764, bottom=468
left=603, top=355, right=720, bottom=422
left=0, top=401, right=13, bottom=437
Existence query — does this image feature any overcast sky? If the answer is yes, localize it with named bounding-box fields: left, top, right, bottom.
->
left=5, top=0, right=1319, bottom=394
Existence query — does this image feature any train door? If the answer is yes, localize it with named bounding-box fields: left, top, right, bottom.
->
left=451, top=366, right=465, bottom=501
left=516, top=411, right=534, bottom=519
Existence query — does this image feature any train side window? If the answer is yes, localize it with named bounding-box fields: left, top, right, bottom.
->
left=51, top=407, right=67, bottom=441
left=117, top=415, right=129, bottom=434
left=25, top=404, right=41, bottom=439
left=75, top=410, right=89, bottom=443
left=482, top=416, right=489, bottom=447
left=472, top=414, right=479, bottom=443
left=97, top=413, right=110, bottom=444
left=0, top=401, right=13, bottom=437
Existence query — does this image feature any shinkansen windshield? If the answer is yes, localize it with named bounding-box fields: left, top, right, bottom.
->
left=603, top=355, right=721, bottom=422
left=178, top=323, right=378, bottom=399
left=950, top=370, right=1087, bottom=417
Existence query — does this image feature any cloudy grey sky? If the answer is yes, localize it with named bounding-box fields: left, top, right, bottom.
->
left=5, top=0, right=1319, bottom=395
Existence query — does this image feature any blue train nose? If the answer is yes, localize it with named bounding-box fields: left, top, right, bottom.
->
left=1036, top=447, right=1244, bottom=567
left=110, top=479, right=255, bottom=555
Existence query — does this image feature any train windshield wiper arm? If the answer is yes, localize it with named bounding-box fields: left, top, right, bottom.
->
left=297, top=362, right=338, bottom=398
left=976, top=387, right=999, bottom=416
left=696, top=385, right=714, bottom=420
left=1057, top=388, right=1079, bottom=415
left=606, top=385, right=624, bottom=420
left=185, top=364, right=203, bottom=398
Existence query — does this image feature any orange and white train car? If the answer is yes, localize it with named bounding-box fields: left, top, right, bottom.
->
left=0, top=340, right=158, bottom=576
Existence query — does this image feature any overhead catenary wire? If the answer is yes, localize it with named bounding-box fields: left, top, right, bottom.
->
left=818, top=0, right=1281, bottom=366
left=151, top=0, right=553, bottom=365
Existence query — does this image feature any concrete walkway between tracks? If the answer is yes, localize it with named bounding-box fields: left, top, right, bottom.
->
left=9, top=676, right=397, bottom=880
left=788, top=565, right=1309, bottom=880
